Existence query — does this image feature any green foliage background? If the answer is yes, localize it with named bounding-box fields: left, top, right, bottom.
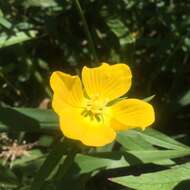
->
left=0, top=0, right=190, bottom=190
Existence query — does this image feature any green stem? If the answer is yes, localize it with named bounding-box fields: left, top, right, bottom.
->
left=54, top=148, right=77, bottom=180
left=74, top=0, right=98, bottom=65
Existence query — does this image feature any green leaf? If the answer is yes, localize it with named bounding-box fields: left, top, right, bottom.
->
left=0, top=16, right=12, bottom=29
left=134, top=128, right=189, bottom=150
left=30, top=142, right=66, bottom=190
left=52, top=149, right=77, bottom=180
left=22, top=0, right=58, bottom=8
left=38, top=136, right=54, bottom=147
left=0, top=166, right=18, bottom=187
left=12, top=150, right=44, bottom=167
left=143, top=94, right=155, bottom=102
left=117, top=130, right=154, bottom=150
left=12, top=150, right=45, bottom=178
left=0, top=107, right=58, bottom=132
left=74, top=148, right=190, bottom=174
left=111, top=162, right=190, bottom=190
left=75, top=153, right=128, bottom=174
left=124, top=149, right=190, bottom=164
left=0, top=30, right=37, bottom=48
left=106, top=17, right=136, bottom=47
left=179, top=89, right=190, bottom=106
left=117, top=131, right=180, bottom=165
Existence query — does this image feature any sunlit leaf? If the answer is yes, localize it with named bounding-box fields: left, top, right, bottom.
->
left=0, top=16, right=12, bottom=29
left=0, top=30, right=37, bottom=48
left=143, top=95, right=155, bottom=102
left=75, top=148, right=190, bottom=174
left=117, top=130, right=154, bottom=150
left=22, top=0, right=58, bottom=8
left=111, top=162, right=190, bottom=190
left=179, top=89, right=190, bottom=106
left=106, top=17, right=136, bottom=47
left=134, top=128, right=189, bottom=150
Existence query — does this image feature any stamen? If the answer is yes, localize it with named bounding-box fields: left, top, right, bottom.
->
left=81, top=98, right=105, bottom=122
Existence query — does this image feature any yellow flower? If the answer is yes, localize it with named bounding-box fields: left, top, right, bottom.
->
left=50, top=63, right=155, bottom=147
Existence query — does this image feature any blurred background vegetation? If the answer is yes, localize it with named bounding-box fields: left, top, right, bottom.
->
left=1, top=0, right=190, bottom=135
left=0, top=0, right=190, bottom=189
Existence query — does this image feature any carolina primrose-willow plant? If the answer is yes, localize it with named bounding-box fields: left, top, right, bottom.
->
left=50, top=63, right=155, bottom=146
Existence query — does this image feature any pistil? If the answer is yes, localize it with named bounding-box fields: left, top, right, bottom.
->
left=81, top=98, right=105, bottom=122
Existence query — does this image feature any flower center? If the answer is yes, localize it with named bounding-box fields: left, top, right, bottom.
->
left=81, top=96, right=106, bottom=122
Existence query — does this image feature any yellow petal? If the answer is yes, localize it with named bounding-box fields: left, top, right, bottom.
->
left=50, top=71, right=84, bottom=115
left=82, top=63, right=132, bottom=102
left=110, top=99, right=155, bottom=130
left=59, top=109, right=116, bottom=147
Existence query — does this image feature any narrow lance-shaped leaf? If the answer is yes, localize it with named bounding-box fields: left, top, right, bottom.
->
left=134, top=128, right=189, bottom=150
left=105, top=17, right=136, bottom=47
left=0, top=16, right=12, bottom=29
left=74, top=148, right=190, bottom=174
left=0, top=107, right=58, bottom=132
left=111, top=162, right=190, bottom=190
left=0, top=30, right=37, bottom=48
left=22, top=0, right=59, bottom=8
left=30, top=142, right=67, bottom=190
left=179, top=89, right=190, bottom=106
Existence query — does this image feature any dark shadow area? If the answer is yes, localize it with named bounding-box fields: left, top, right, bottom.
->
left=173, top=179, right=190, bottom=190
left=0, top=107, right=58, bottom=132
left=0, top=107, right=39, bottom=132
left=124, top=152, right=144, bottom=165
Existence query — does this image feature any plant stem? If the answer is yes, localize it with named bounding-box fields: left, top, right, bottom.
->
left=54, top=148, right=77, bottom=180
left=74, top=0, right=98, bottom=64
